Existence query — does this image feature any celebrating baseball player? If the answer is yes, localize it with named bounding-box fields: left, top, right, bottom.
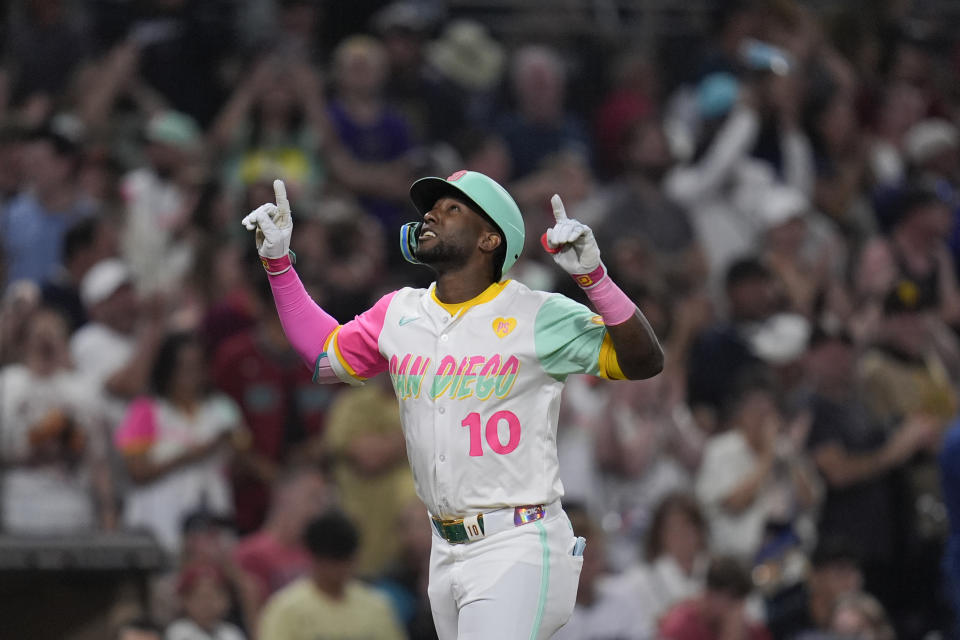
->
left=242, top=170, right=663, bottom=639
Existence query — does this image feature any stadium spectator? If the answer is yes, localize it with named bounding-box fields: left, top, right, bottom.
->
left=71, top=257, right=165, bottom=424
left=41, top=216, right=117, bottom=331
left=232, top=465, right=329, bottom=610
left=857, top=184, right=960, bottom=331
left=580, top=115, right=707, bottom=296
left=325, top=34, right=415, bottom=230
left=374, top=498, right=439, bottom=640
left=803, top=326, right=935, bottom=605
left=322, top=373, right=416, bottom=578
left=372, top=1, right=462, bottom=144
left=659, top=555, right=771, bottom=640
left=207, top=53, right=327, bottom=204
left=257, top=509, right=405, bottom=640
left=828, top=592, right=896, bottom=640
left=115, top=331, right=247, bottom=554
left=496, top=44, right=591, bottom=181
left=1, top=127, right=95, bottom=286
left=166, top=562, right=247, bottom=640
left=594, top=374, right=704, bottom=565
left=553, top=504, right=641, bottom=640
left=686, top=257, right=775, bottom=433
left=765, top=538, right=865, bottom=640
left=120, top=110, right=203, bottom=296
left=151, top=510, right=259, bottom=631
left=0, top=306, right=114, bottom=533
left=614, top=492, right=709, bottom=639
left=696, top=371, right=820, bottom=562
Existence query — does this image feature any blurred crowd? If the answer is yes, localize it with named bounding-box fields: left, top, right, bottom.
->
left=3, top=0, right=960, bottom=639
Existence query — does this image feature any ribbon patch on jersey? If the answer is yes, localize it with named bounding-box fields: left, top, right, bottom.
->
left=492, top=317, right=517, bottom=338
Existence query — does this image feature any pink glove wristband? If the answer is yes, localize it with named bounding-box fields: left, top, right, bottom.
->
left=572, top=263, right=636, bottom=326
left=261, top=254, right=292, bottom=276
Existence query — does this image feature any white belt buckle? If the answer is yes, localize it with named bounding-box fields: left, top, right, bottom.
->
left=463, top=514, right=485, bottom=541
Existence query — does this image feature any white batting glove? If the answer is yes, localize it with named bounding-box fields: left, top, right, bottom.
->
left=241, top=180, right=293, bottom=260
left=542, top=194, right=601, bottom=276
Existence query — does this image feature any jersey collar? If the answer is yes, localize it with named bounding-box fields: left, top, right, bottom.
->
left=430, top=280, right=510, bottom=317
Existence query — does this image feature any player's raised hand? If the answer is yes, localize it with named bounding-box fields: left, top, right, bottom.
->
left=240, top=179, right=293, bottom=259
left=541, top=194, right=601, bottom=275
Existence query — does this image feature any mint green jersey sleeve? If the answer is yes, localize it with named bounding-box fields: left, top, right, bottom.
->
left=534, top=294, right=607, bottom=381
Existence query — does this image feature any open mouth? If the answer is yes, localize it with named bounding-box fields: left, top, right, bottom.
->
left=419, top=230, right=437, bottom=241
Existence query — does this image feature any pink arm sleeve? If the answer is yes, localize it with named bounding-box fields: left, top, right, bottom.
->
left=267, top=268, right=340, bottom=369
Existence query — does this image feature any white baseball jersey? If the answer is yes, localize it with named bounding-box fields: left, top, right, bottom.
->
left=320, top=279, right=623, bottom=518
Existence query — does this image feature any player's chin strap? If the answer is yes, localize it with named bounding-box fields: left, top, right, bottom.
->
left=400, top=222, right=423, bottom=265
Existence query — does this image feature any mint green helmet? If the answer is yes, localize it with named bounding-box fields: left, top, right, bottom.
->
left=402, top=170, right=526, bottom=275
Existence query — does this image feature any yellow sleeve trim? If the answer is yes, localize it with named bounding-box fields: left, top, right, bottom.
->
left=327, top=326, right=367, bottom=382
left=598, top=333, right=626, bottom=380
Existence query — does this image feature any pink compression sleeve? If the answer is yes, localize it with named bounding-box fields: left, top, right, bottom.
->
left=573, top=263, right=637, bottom=326
left=267, top=266, right=339, bottom=369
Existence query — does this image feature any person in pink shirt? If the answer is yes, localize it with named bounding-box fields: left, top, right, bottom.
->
left=232, top=465, right=328, bottom=610
left=660, top=556, right=772, bottom=640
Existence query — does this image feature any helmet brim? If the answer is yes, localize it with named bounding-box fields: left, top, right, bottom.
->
left=409, top=177, right=494, bottom=231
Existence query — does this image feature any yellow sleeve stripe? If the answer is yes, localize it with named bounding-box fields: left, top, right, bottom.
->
left=598, top=333, right=626, bottom=380
left=327, top=326, right=367, bottom=382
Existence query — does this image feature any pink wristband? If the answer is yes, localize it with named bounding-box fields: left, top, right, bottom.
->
left=572, top=263, right=636, bottom=326
left=261, top=254, right=292, bottom=276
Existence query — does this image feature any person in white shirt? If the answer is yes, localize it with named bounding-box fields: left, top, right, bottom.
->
left=115, top=332, right=246, bottom=555
left=613, top=492, right=709, bottom=639
left=71, top=258, right=165, bottom=426
left=165, top=563, right=246, bottom=640
left=0, top=306, right=114, bottom=532
left=696, top=371, right=820, bottom=562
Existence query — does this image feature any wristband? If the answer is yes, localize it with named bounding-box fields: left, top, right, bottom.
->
left=572, top=263, right=636, bottom=326
left=260, top=251, right=296, bottom=276
left=571, top=263, right=607, bottom=289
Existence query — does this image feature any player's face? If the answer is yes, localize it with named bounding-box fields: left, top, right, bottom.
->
left=415, top=196, right=493, bottom=269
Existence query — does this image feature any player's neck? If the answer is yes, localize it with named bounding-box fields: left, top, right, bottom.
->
left=434, top=269, right=497, bottom=305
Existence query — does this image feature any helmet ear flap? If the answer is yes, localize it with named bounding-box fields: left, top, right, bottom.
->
left=400, top=222, right=423, bottom=265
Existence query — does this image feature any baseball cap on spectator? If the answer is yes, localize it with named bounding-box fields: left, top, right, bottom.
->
left=748, top=312, right=811, bottom=365
left=145, top=110, right=201, bottom=151
left=697, top=72, right=739, bottom=119
left=757, top=183, right=809, bottom=231
left=428, top=21, right=505, bottom=92
left=904, top=118, right=958, bottom=166
left=80, top=258, right=131, bottom=308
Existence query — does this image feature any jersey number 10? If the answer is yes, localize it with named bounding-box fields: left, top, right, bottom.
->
left=461, top=411, right=521, bottom=456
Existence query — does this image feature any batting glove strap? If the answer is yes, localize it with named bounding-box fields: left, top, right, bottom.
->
left=261, top=252, right=296, bottom=276
left=571, top=263, right=608, bottom=289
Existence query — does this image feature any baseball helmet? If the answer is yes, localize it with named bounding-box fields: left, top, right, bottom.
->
left=401, top=170, right=526, bottom=275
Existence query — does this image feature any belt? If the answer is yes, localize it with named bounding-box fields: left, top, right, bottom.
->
left=431, top=503, right=551, bottom=544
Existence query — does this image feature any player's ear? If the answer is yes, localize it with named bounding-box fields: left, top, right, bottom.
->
left=478, top=230, right=502, bottom=254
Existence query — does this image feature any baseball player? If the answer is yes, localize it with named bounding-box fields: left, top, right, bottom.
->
left=242, top=170, right=664, bottom=639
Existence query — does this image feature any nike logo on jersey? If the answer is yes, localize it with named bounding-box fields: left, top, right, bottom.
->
left=399, top=316, right=420, bottom=326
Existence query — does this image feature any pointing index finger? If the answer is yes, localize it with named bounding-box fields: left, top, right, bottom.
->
left=273, top=179, right=290, bottom=218
left=551, top=194, right=568, bottom=223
